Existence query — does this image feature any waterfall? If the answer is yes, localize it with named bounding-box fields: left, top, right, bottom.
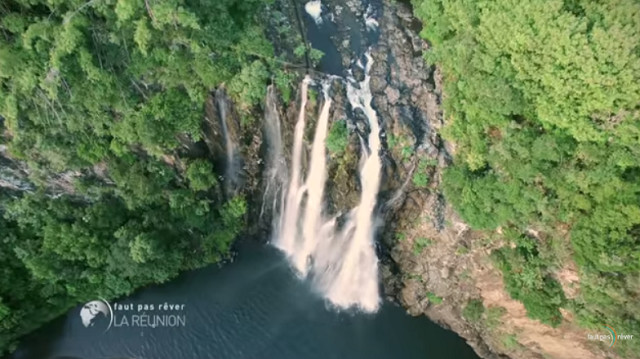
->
left=216, top=88, right=239, bottom=192
left=294, top=82, right=332, bottom=275
left=275, top=77, right=311, bottom=257
left=270, top=53, right=383, bottom=313
left=325, top=52, right=381, bottom=312
left=261, top=85, right=287, bottom=221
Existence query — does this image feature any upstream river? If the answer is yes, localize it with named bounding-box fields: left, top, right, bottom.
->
left=9, top=241, right=480, bottom=359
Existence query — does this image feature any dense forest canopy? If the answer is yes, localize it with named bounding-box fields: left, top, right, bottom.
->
left=0, top=0, right=276, bottom=353
left=1, top=0, right=639, bottom=356
left=412, top=0, right=639, bottom=356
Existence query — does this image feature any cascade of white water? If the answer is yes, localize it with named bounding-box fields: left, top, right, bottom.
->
left=364, top=4, right=379, bottom=30
left=275, top=77, right=311, bottom=257
left=272, top=53, right=382, bottom=313
left=324, top=52, right=381, bottom=312
left=293, top=82, right=333, bottom=275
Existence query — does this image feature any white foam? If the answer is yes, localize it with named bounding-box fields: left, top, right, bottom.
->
left=365, top=17, right=379, bottom=30
left=305, top=1, right=323, bottom=24
left=364, top=4, right=378, bottom=30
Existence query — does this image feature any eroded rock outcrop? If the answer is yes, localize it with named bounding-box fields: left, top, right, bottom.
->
left=365, top=3, right=617, bottom=359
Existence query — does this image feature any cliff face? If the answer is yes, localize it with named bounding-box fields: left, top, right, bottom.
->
left=0, top=144, right=109, bottom=198
left=362, top=3, right=506, bottom=358
left=0, top=146, right=33, bottom=193
left=362, top=3, right=614, bottom=359
left=251, top=2, right=611, bottom=359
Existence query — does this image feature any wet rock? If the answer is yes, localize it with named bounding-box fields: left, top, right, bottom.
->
left=380, top=265, right=399, bottom=299
left=203, top=94, right=227, bottom=164
left=352, top=108, right=370, bottom=134
left=401, top=281, right=424, bottom=315
left=351, top=64, right=365, bottom=82
left=370, top=74, right=386, bottom=95
left=345, top=0, right=361, bottom=17
left=384, top=86, right=400, bottom=105
left=0, top=145, right=32, bottom=192
left=202, top=87, right=246, bottom=196
left=0, top=144, right=109, bottom=197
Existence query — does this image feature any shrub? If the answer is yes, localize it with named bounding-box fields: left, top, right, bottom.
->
left=485, top=306, right=507, bottom=330
left=413, top=237, right=433, bottom=255
left=427, top=292, right=443, bottom=305
left=412, top=172, right=429, bottom=188
left=326, top=120, right=349, bottom=155
left=186, top=159, right=217, bottom=192
left=492, top=233, right=566, bottom=327
left=463, top=299, right=485, bottom=322
left=502, top=334, right=519, bottom=350
left=413, top=158, right=438, bottom=188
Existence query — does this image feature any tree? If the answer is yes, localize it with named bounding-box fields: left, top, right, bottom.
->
left=0, top=0, right=266, bottom=354
left=413, top=0, right=640, bottom=355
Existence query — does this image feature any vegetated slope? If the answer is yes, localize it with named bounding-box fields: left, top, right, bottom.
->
left=0, top=0, right=278, bottom=354
left=411, top=0, right=639, bottom=357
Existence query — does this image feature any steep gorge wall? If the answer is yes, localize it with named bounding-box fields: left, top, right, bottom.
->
left=367, top=3, right=618, bottom=359
left=251, top=1, right=616, bottom=359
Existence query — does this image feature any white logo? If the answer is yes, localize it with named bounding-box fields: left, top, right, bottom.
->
left=79, top=298, right=113, bottom=332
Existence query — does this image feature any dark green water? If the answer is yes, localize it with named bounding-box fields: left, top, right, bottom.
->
left=10, top=241, right=480, bottom=359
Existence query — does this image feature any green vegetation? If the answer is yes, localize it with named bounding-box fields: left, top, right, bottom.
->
left=401, top=145, right=413, bottom=160
left=412, top=171, right=428, bottom=188
left=387, top=132, right=414, bottom=161
left=0, top=0, right=274, bottom=354
left=485, top=306, right=507, bottom=331
left=413, top=236, right=432, bottom=255
left=412, top=158, right=437, bottom=189
left=294, top=44, right=307, bottom=59
left=293, top=44, right=324, bottom=67
left=407, top=273, right=424, bottom=282
left=395, top=232, right=407, bottom=242
left=309, top=88, right=318, bottom=105
left=455, top=245, right=469, bottom=256
left=463, top=299, right=485, bottom=323
left=326, top=120, right=349, bottom=155
left=274, top=68, right=295, bottom=104
left=413, top=0, right=640, bottom=355
left=493, top=232, right=566, bottom=327
left=309, top=48, right=325, bottom=65
left=502, top=334, right=520, bottom=350
left=186, top=159, right=218, bottom=192
left=427, top=292, right=443, bottom=305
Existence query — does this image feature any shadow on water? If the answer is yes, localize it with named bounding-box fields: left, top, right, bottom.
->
left=5, top=314, right=66, bottom=359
